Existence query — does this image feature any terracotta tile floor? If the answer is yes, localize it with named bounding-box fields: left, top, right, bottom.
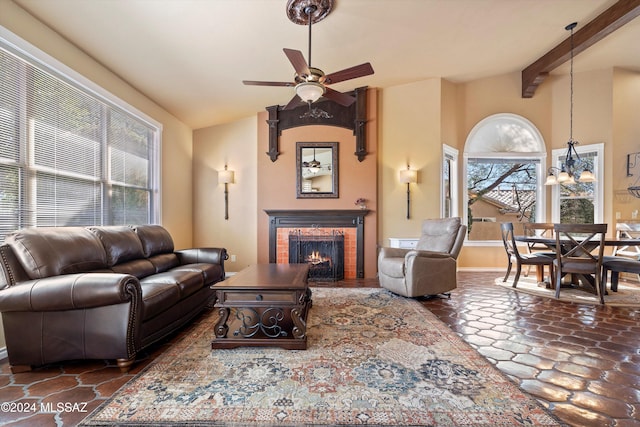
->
left=1, top=271, right=639, bottom=426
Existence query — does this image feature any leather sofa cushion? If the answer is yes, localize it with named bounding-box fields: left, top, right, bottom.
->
left=148, top=253, right=180, bottom=273
left=161, top=270, right=204, bottom=299
left=172, top=263, right=223, bottom=285
left=133, top=225, right=174, bottom=257
left=140, top=270, right=203, bottom=320
left=138, top=280, right=181, bottom=321
left=89, top=226, right=145, bottom=266
left=4, top=227, right=107, bottom=280
left=111, top=259, right=156, bottom=279
left=417, top=217, right=461, bottom=253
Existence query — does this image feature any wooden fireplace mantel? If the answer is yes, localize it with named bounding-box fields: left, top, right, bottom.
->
left=265, top=87, right=368, bottom=162
left=264, top=209, right=369, bottom=278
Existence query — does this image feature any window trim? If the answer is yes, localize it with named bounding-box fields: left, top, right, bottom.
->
left=463, top=113, right=548, bottom=246
left=441, top=144, right=459, bottom=218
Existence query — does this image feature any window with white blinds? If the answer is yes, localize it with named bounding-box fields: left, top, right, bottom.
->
left=0, top=34, right=160, bottom=242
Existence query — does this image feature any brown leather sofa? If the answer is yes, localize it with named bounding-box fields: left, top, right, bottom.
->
left=378, top=217, right=466, bottom=297
left=0, top=225, right=226, bottom=373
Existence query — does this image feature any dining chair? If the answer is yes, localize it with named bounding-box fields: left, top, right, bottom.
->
left=522, top=222, right=556, bottom=277
left=612, top=223, right=640, bottom=260
left=602, top=258, right=640, bottom=292
left=600, top=223, right=640, bottom=291
left=553, top=223, right=607, bottom=304
left=500, top=222, right=554, bottom=288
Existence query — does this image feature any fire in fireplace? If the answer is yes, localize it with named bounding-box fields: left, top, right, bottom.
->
left=288, top=229, right=344, bottom=281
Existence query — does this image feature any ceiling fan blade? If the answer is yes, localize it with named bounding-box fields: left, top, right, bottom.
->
left=243, top=80, right=295, bottom=87
left=283, top=48, right=310, bottom=77
left=283, top=94, right=305, bottom=110
left=322, top=63, right=374, bottom=85
left=323, top=87, right=355, bottom=107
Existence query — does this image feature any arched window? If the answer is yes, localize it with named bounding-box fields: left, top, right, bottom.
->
left=463, top=113, right=547, bottom=243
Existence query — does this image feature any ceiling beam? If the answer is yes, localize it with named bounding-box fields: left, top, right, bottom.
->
left=521, top=0, right=640, bottom=98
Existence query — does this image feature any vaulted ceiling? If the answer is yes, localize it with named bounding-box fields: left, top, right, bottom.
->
left=12, top=0, right=640, bottom=129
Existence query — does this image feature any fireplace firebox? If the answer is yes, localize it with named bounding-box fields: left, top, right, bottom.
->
left=289, top=230, right=344, bottom=281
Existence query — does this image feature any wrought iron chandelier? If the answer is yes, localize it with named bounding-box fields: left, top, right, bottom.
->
left=545, top=22, right=596, bottom=186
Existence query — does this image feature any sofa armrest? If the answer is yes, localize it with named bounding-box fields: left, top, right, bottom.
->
left=379, top=247, right=411, bottom=259
left=175, top=248, right=228, bottom=265
left=0, top=273, right=140, bottom=312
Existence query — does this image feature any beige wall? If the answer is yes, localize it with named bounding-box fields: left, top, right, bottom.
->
left=192, top=116, right=258, bottom=271
left=379, top=78, right=444, bottom=243
left=612, top=68, right=640, bottom=222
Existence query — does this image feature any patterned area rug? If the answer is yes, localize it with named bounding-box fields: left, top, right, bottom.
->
left=497, top=274, right=640, bottom=306
left=81, top=288, right=563, bottom=426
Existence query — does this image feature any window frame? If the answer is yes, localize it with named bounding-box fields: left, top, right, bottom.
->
left=463, top=113, right=548, bottom=246
left=441, top=144, right=459, bottom=218
left=549, top=142, right=604, bottom=224
left=0, top=25, right=162, bottom=240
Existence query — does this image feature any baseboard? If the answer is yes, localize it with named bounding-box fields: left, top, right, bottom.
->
left=0, top=346, right=7, bottom=362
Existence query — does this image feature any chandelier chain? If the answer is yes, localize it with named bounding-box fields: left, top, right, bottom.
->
left=569, top=24, right=574, bottom=142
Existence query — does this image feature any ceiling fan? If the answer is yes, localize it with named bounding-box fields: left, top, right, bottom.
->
left=242, top=1, right=374, bottom=110
left=302, top=148, right=331, bottom=177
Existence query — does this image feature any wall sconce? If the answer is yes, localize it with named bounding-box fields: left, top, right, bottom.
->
left=218, top=165, right=235, bottom=220
left=627, top=152, right=640, bottom=198
left=399, top=165, right=418, bottom=219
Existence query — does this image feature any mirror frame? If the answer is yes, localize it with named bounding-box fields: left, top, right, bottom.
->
left=296, top=141, right=339, bottom=198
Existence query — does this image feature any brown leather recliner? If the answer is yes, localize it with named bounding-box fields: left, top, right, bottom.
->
left=378, top=217, right=466, bottom=297
left=0, top=225, right=226, bottom=373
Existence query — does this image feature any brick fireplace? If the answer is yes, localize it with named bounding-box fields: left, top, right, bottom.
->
left=265, top=210, right=369, bottom=279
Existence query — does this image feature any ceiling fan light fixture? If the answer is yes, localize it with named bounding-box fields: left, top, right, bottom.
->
left=295, top=81, right=325, bottom=103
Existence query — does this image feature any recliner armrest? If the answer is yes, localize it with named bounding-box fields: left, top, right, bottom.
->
left=175, top=248, right=228, bottom=265
left=406, top=249, right=453, bottom=260
left=0, top=273, right=140, bottom=312
left=379, top=247, right=410, bottom=259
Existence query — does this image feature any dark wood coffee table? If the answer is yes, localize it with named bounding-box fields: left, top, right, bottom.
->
left=211, top=264, right=311, bottom=350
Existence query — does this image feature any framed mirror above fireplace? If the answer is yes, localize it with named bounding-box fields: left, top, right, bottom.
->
left=296, top=142, right=338, bottom=198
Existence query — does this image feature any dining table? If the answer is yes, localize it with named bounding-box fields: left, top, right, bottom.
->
left=514, top=235, right=640, bottom=295
left=514, top=235, right=640, bottom=249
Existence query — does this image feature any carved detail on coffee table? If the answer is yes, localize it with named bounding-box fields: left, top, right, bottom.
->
left=291, top=307, right=307, bottom=340
left=234, top=307, right=288, bottom=338
left=214, top=307, right=230, bottom=338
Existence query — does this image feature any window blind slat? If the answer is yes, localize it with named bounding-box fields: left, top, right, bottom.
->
left=0, top=37, right=159, bottom=242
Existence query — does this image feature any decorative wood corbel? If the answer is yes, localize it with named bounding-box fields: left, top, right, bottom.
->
left=265, top=86, right=368, bottom=162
